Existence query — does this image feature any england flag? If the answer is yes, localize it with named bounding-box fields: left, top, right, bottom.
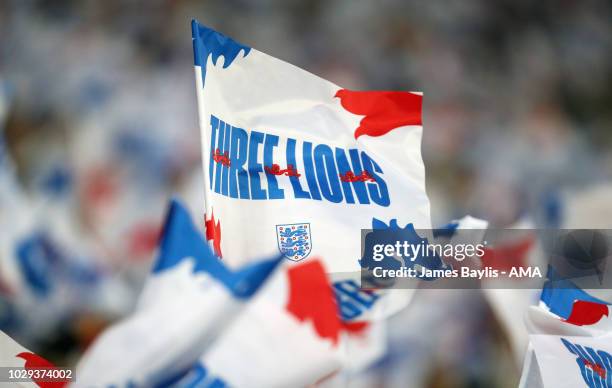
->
left=520, top=334, right=612, bottom=388
left=75, top=199, right=282, bottom=387
left=167, top=259, right=357, bottom=388
left=191, top=20, right=430, bottom=321
left=527, top=268, right=611, bottom=336
left=520, top=269, right=612, bottom=387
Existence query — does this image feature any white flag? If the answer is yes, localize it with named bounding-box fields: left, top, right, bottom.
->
left=191, top=20, right=430, bottom=320
left=520, top=334, right=612, bottom=388
left=75, top=199, right=281, bottom=387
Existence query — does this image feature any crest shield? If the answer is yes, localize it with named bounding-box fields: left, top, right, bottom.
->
left=276, top=223, right=312, bottom=262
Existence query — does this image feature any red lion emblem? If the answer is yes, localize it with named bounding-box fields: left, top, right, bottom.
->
left=335, top=89, right=422, bottom=139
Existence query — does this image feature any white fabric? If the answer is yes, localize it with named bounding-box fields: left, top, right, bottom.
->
left=193, top=21, right=430, bottom=320
left=192, top=261, right=346, bottom=387
left=74, top=259, right=246, bottom=387
left=523, top=334, right=612, bottom=388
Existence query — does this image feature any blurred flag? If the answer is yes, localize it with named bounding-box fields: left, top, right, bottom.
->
left=0, top=330, right=65, bottom=388
left=519, top=334, right=612, bottom=388
left=519, top=186, right=612, bottom=387
left=75, top=199, right=282, bottom=387
left=191, top=20, right=430, bottom=320
left=0, top=170, right=128, bottom=339
left=166, top=260, right=355, bottom=387
left=527, top=267, right=611, bottom=335
left=520, top=269, right=612, bottom=387
left=0, top=79, right=129, bottom=338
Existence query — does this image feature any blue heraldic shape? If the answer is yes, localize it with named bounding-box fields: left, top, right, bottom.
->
left=276, top=224, right=311, bottom=262
left=360, top=218, right=449, bottom=282
left=191, top=20, right=251, bottom=86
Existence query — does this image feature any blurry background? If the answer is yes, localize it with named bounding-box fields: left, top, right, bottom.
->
left=0, top=0, right=611, bottom=387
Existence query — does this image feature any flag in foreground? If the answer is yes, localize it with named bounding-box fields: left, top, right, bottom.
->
left=166, top=259, right=358, bottom=387
left=75, top=199, right=282, bottom=387
left=191, top=20, right=431, bottom=320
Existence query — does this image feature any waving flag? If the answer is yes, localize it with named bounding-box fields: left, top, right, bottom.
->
left=0, top=158, right=126, bottom=339
left=0, top=83, right=129, bottom=339
left=160, top=259, right=375, bottom=388
left=75, top=199, right=282, bottom=387
left=520, top=268, right=612, bottom=387
left=528, top=267, right=612, bottom=334
left=191, top=20, right=430, bottom=320
left=163, top=260, right=350, bottom=388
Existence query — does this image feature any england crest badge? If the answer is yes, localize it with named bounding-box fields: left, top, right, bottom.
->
left=276, top=223, right=312, bottom=262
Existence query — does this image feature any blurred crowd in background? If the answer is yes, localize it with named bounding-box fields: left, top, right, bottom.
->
left=0, top=0, right=611, bottom=387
